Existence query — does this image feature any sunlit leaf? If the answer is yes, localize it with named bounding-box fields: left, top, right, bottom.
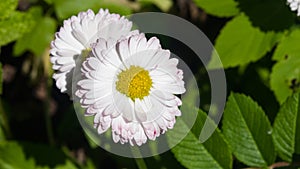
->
left=273, top=29, right=300, bottom=61
left=222, top=93, right=275, bottom=167
left=53, top=0, right=132, bottom=20
left=14, top=7, right=57, bottom=56
left=54, top=160, right=77, bottom=169
left=273, top=92, right=300, bottom=162
left=53, top=0, right=98, bottom=19
left=270, top=56, right=300, bottom=104
left=0, top=11, right=36, bottom=46
left=167, top=110, right=232, bottom=169
left=193, top=0, right=239, bottom=17
left=207, top=14, right=280, bottom=69
left=0, top=142, right=36, bottom=169
left=138, top=0, right=173, bottom=12
left=99, top=2, right=133, bottom=16
left=0, top=0, right=18, bottom=20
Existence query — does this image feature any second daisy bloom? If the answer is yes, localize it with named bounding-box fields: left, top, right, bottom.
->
left=76, top=33, right=185, bottom=146
left=50, top=9, right=136, bottom=96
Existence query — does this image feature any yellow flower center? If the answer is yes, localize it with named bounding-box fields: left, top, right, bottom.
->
left=81, top=48, right=92, bottom=58
left=116, top=66, right=152, bottom=100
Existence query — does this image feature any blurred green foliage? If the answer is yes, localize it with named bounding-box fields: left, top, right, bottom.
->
left=13, top=7, right=56, bottom=57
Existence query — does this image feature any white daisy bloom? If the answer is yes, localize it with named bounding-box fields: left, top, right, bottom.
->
left=50, top=9, right=137, bottom=96
left=287, top=0, right=300, bottom=16
left=76, top=33, right=186, bottom=146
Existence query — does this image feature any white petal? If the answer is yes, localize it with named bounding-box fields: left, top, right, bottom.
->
left=133, top=124, right=147, bottom=146
left=114, top=92, right=134, bottom=121
left=134, top=99, right=148, bottom=122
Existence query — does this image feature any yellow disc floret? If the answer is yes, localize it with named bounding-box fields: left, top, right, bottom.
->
left=116, top=66, right=152, bottom=100
left=81, top=47, right=92, bottom=59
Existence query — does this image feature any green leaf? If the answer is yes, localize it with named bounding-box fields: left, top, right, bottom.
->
left=53, top=0, right=98, bottom=19
left=43, top=0, right=53, bottom=4
left=0, top=0, right=18, bottom=20
left=0, top=11, right=36, bottom=46
left=0, top=129, right=4, bottom=141
left=54, top=160, right=77, bottom=169
left=98, top=2, right=132, bottom=16
left=222, top=93, right=275, bottom=167
left=53, top=0, right=132, bottom=20
left=270, top=56, right=300, bottom=104
left=0, top=141, right=80, bottom=169
left=273, top=92, right=300, bottom=162
left=193, top=0, right=239, bottom=17
left=207, top=14, right=280, bottom=69
left=167, top=110, right=232, bottom=169
left=236, top=0, right=295, bottom=31
left=273, top=29, right=300, bottom=61
left=138, top=0, right=173, bottom=12
left=0, top=142, right=36, bottom=169
left=0, top=63, right=2, bottom=95
left=14, top=9, right=57, bottom=56
left=20, top=142, right=71, bottom=168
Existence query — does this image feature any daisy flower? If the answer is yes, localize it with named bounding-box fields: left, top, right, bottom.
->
left=76, top=33, right=186, bottom=146
left=50, top=9, right=137, bottom=96
left=287, top=0, right=300, bottom=16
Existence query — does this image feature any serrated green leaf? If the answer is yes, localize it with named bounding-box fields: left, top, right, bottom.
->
left=0, top=142, right=36, bottom=169
left=273, top=92, right=300, bottom=162
left=0, top=11, right=36, bottom=46
left=167, top=110, right=232, bottom=169
left=273, top=29, right=300, bottom=61
left=270, top=56, right=300, bottom=104
left=193, top=0, right=239, bottom=17
left=14, top=14, right=57, bottom=56
left=207, top=14, right=280, bottom=69
left=222, top=93, right=275, bottom=167
left=0, top=0, right=18, bottom=20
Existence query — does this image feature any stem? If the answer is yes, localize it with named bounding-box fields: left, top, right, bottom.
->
left=131, top=146, right=148, bottom=169
left=243, top=161, right=300, bottom=169
left=269, top=162, right=290, bottom=169
left=135, top=158, right=148, bottom=169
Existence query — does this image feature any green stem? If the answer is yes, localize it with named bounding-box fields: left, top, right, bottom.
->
left=134, top=158, right=148, bottom=169
left=131, top=146, right=148, bottom=169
